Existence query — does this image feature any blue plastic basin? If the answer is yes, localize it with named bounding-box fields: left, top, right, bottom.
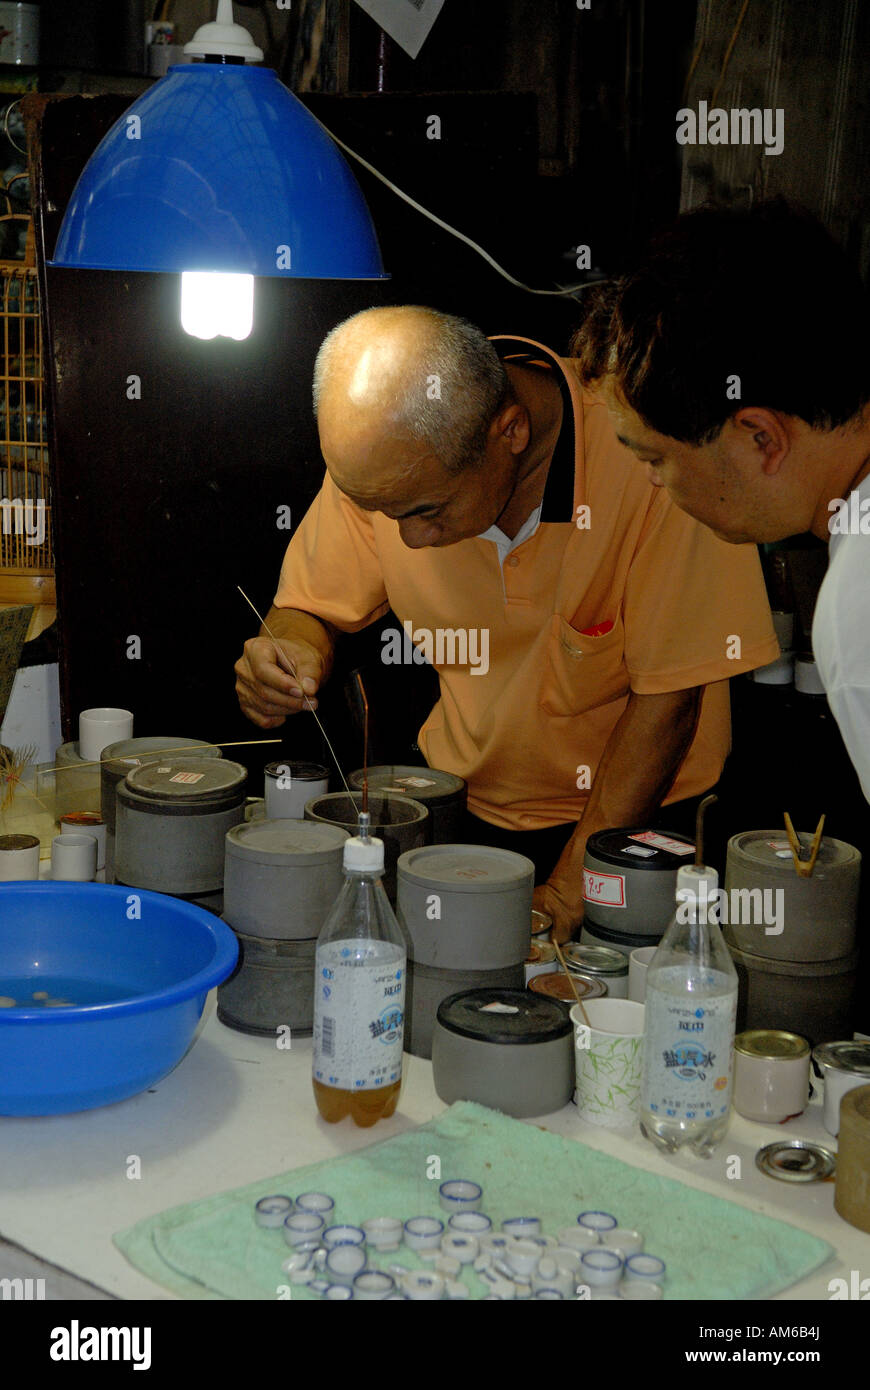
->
left=0, top=882, right=239, bottom=1115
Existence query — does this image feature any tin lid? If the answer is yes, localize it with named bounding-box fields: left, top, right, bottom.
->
left=0, top=833, right=39, bottom=851
left=755, top=1141, right=836, bottom=1183
left=528, top=973, right=607, bottom=1002
left=812, top=1041, right=870, bottom=1076
left=102, top=737, right=221, bottom=778
left=735, top=1029, right=810, bottom=1060
left=125, top=757, right=247, bottom=801
left=398, top=844, right=534, bottom=893
left=585, top=827, right=695, bottom=871
left=562, top=943, right=628, bottom=977
left=728, top=829, right=860, bottom=872
left=436, top=988, right=572, bottom=1045
left=264, top=761, right=329, bottom=782
left=226, top=818, right=349, bottom=866
left=531, top=909, right=552, bottom=937
left=525, top=943, right=556, bottom=966
left=349, top=764, right=465, bottom=805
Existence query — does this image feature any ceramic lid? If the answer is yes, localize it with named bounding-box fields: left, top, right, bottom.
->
left=102, top=737, right=221, bottom=777
left=226, top=818, right=348, bottom=865
left=398, top=844, right=534, bottom=892
left=349, top=764, right=466, bottom=805
left=436, top=988, right=572, bottom=1045
left=728, top=829, right=860, bottom=871
left=585, top=827, right=695, bottom=871
left=125, top=757, right=247, bottom=800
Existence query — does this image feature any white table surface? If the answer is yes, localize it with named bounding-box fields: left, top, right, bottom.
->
left=0, top=993, right=867, bottom=1302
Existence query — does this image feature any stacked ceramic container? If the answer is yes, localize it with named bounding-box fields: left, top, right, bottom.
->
left=113, top=757, right=248, bottom=914
left=580, top=827, right=696, bottom=957
left=217, top=819, right=349, bottom=1037
left=396, top=844, right=535, bottom=1058
left=724, top=830, right=861, bottom=1044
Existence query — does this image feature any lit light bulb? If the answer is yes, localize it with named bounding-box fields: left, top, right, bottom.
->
left=180, top=271, right=255, bottom=341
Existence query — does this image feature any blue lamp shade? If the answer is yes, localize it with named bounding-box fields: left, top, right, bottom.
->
left=51, top=64, right=387, bottom=280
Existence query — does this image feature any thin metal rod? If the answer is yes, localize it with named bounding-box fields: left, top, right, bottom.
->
left=356, top=672, right=369, bottom=815
left=694, top=793, right=718, bottom=870
left=237, top=587, right=352, bottom=798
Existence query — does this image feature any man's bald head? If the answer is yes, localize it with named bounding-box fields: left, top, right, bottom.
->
left=312, top=306, right=510, bottom=474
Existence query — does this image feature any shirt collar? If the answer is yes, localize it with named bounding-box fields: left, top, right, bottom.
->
left=489, top=335, right=576, bottom=523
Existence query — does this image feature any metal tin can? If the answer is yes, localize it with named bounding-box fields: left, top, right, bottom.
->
left=528, top=972, right=606, bottom=1007
left=524, top=941, right=557, bottom=985
left=812, top=1040, right=870, bottom=1137
left=562, top=944, right=628, bottom=998
left=733, top=1029, right=810, bottom=1123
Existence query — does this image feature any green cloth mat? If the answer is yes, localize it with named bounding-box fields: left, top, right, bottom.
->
left=113, top=1102, right=834, bottom=1300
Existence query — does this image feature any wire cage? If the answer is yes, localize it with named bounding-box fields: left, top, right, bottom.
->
left=0, top=259, right=51, bottom=580
left=0, top=92, right=52, bottom=593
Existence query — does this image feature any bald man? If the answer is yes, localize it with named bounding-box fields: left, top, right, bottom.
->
left=571, top=201, right=870, bottom=802
left=236, top=306, right=779, bottom=939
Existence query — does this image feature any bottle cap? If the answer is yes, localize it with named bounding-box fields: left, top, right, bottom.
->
left=343, top=835, right=385, bottom=872
left=675, top=864, right=718, bottom=903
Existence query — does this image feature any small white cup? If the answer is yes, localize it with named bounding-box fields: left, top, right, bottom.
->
left=51, top=833, right=97, bottom=882
left=601, top=1227, right=644, bottom=1258
left=60, top=815, right=107, bottom=872
left=572, top=999, right=645, bottom=1130
left=79, top=708, right=134, bottom=764
left=628, top=946, right=657, bottom=1003
left=580, top=1248, right=623, bottom=1288
left=620, top=1280, right=663, bottom=1300
left=264, top=761, right=329, bottom=820
left=324, top=1245, right=366, bottom=1286
left=352, top=1271, right=395, bottom=1301
left=0, top=833, right=41, bottom=881
left=361, top=1217, right=402, bottom=1252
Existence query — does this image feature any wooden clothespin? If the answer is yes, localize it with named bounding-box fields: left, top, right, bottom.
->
left=783, top=812, right=825, bottom=879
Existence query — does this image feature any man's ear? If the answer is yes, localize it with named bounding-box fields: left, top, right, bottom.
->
left=493, top=400, right=530, bottom=455
left=732, top=407, right=791, bottom=476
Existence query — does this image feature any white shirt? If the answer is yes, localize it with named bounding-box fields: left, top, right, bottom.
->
left=812, top=478, right=870, bottom=801
left=477, top=504, right=542, bottom=566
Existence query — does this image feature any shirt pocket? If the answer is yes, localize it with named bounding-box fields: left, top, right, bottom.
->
left=539, top=608, right=628, bottom=717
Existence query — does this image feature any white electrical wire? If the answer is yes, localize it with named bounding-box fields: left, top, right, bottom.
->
left=312, top=112, right=604, bottom=301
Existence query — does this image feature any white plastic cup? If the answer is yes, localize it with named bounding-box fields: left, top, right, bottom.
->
left=628, top=946, right=657, bottom=1003
left=571, top=998, right=645, bottom=1129
left=60, top=814, right=107, bottom=872
left=51, top=833, right=97, bottom=882
left=79, top=708, right=134, bottom=763
left=0, top=833, right=41, bottom=881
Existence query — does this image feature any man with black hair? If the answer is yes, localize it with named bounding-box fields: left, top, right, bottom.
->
left=572, top=200, right=870, bottom=800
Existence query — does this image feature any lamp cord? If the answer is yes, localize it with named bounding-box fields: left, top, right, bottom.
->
left=309, top=111, right=604, bottom=302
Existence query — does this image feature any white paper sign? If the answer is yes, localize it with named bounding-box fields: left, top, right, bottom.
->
left=352, top=0, right=447, bottom=60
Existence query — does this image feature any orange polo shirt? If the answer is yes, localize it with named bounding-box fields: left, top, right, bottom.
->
left=275, top=337, right=779, bottom=830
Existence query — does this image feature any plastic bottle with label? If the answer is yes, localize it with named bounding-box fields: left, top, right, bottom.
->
left=640, top=863, right=738, bottom=1157
left=312, top=815, right=406, bottom=1127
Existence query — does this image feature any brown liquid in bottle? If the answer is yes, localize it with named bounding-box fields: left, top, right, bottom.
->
left=313, top=1077, right=401, bottom=1128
